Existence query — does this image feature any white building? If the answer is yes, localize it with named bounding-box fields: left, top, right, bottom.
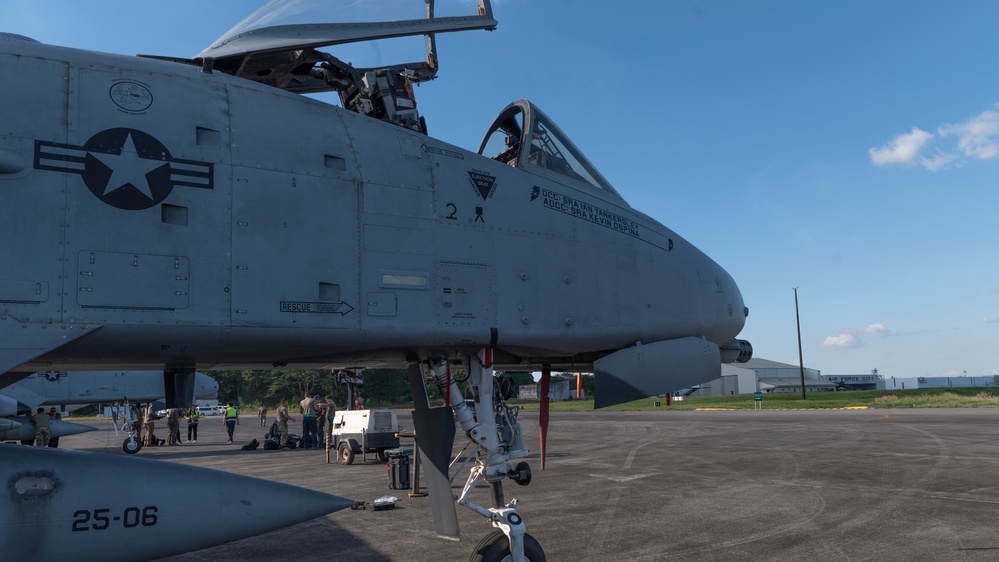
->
left=883, top=375, right=999, bottom=390
left=518, top=379, right=573, bottom=400
left=691, top=358, right=833, bottom=396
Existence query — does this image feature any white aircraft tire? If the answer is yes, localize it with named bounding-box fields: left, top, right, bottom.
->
left=122, top=438, right=142, bottom=454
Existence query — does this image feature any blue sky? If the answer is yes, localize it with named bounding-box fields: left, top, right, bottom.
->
left=6, top=1, right=999, bottom=379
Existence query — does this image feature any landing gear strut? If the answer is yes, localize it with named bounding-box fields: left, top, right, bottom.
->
left=119, top=400, right=141, bottom=454
left=420, top=349, right=547, bottom=562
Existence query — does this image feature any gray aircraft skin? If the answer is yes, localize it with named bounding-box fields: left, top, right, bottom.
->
left=0, top=370, right=216, bottom=443
left=0, top=370, right=218, bottom=415
left=1, top=446, right=355, bottom=562
left=0, top=416, right=96, bottom=442
left=0, top=1, right=750, bottom=560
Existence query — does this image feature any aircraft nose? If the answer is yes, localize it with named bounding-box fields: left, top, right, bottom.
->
left=711, top=267, right=752, bottom=363
left=701, top=263, right=748, bottom=344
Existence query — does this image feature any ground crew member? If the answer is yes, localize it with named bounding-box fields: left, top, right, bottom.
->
left=223, top=402, right=239, bottom=443
left=324, top=396, right=337, bottom=448
left=47, top=407, right=62, bottom=447
left=258, top=405, right=267, bottom=427
left=299, top=393, right=319, bottom=449
left=167, top=408, right=181, bottom=445
left=276, top=399, right=295, bottom=448
left=32, top=407, right=50, bottom=447
left=143, top=404, right=158, bottom=447
left=186, top=407, right=199, bottom=442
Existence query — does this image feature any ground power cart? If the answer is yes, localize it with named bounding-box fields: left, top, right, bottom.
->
left=332, top=409, right=400, bottom=464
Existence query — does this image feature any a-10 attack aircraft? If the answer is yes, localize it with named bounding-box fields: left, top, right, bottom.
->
left=0, top=370, right=218, bottom=445
left=1, top=370, right=219, bottom=413
left=0, top=0, right=751, bottom=560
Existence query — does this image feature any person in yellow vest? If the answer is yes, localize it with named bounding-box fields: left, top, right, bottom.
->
left=222, top=402, right=239, bottom=444
left=186, top=406, right=200, bottom=442
left=276, top=399, right=295, bottom=448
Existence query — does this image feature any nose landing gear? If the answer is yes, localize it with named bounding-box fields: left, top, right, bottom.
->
left=421, top=349, right=547, bottom=562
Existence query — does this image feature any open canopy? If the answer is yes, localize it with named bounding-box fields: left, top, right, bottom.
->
left=188, top=0, right=496, bottom=94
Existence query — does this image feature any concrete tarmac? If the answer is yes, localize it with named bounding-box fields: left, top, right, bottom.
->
left=52, top=408, right=999, bottom=561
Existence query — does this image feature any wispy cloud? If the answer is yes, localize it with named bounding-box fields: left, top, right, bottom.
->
left=821, top=331, right=865, bottom=349
left=868, top=128, right=933, bottom=166
left=869, top=103, right=999, bottom=171
left=983, top=316, right=999, bottom=324
left=939, top=108, right=999, bottom=159
left=866, top=323, right=890, bottom=337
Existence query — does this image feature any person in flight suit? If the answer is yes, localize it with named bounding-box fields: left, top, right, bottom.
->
left=32, top=407, right=50, bottom=447
left=276, top=399, right=296, bottom=448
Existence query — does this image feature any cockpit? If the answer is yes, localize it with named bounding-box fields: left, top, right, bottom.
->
left=173, top=2, right=617, bottom=197
left=478, top=100, right=620, bottom=197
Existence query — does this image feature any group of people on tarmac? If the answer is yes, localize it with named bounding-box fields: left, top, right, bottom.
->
left=141, top=404, right=204, bottom=446
left=23, top=395, right=360, bottom=450
left=30, top=406, right=62, bottom=447
left=268, top=393, right=342, bottom=450
left=125, top=394, right=356, bottom=449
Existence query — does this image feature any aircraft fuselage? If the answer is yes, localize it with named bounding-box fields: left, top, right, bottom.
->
left=0, top=35, right=746, bottom=377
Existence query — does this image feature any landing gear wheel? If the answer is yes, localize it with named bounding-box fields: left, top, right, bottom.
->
left=122, top=438, right=142, bottom=454
left=338, top=442, right=355, bottom=465
left=469, top=530, right=546, bottom=562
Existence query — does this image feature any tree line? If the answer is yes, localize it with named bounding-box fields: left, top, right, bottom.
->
left=204, top=369, right=568, bottom=410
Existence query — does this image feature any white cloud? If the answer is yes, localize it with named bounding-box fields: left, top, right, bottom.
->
left=983, top=316, right=999, bottom=324
left=871, top=103, right=999, bottom=171
left=869, top=128, right=933, bottom=166
left=821, top=331, right=865, bottom=349
left=866, top=323, right=890, bottom=337
left=938, top=106, right=999, bottom=160
left=919, top=151, right=959, bottom=171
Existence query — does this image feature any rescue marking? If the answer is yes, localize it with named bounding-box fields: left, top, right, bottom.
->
left=280, top=301, right=355, bottom=315
left=422, top=144, right=464, bottom=159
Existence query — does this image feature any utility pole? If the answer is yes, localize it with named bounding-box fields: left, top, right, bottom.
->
left=794, top=287, right=806, bottom=400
